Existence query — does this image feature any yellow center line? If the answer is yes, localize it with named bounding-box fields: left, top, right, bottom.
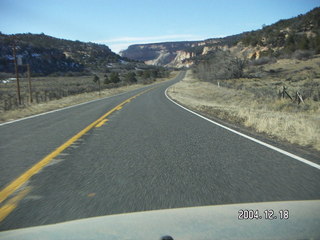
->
left=0, top=187, right=31, bottom=222
left=0, top=87, right=156, bottom=207
left=95, top=119, right=109, bottom=128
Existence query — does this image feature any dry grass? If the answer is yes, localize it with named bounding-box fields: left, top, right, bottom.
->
left=0, top=72, right=178, bottom=123
left=168, top=70, right=320, bottom=151
left=0, top=75, right=98, bottom=110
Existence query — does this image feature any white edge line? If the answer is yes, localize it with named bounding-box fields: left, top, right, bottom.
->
left=0, top=83, right=163, bottom=127
left=164, top=87, right=320, bottom=170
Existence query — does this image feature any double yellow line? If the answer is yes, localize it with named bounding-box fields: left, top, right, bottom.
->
left=0, top=87, right=155, bottom=222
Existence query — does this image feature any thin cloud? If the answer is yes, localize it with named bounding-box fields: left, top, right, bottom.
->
left=108, top=43, right=133, bottom=53
left=94, top=34, right=203, bottom=53
left=96, top=34, right=201, bottom=43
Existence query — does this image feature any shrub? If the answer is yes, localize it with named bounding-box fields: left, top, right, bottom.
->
left=124, top=72, right=137, bottom=84
left=110, top=72, right=120, bottom=83
left=194, top=50, right=246, bottom=81
left=142, top=70, right=151, bottom=79
left=92, top=74, right=99, bottom=83
left=250, top=57, right=277, bottom=66
left=292, top=50, right=315, bottom=60
left=104, top=74, right=111, bottom=84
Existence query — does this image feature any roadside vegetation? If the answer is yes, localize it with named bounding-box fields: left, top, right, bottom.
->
left=0, top=67, right=170, bottom=110
left=0, top=69, right=174, bottom=123
left=168, top=55, right=320, bottom=151
left=0, top=31, right=173, bottom=122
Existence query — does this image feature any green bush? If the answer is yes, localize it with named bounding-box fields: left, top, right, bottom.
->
left=124, top=72, right=137, bottom=84
left=110, top=72, right=120, bottom=83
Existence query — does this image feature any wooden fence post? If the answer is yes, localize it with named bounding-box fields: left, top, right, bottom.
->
left=281, top=86, right=293, bottom=100
left=295, top=91, right=304, bottom=104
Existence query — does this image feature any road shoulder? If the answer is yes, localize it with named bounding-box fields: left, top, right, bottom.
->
left=166, top=70, right=320, bottom=164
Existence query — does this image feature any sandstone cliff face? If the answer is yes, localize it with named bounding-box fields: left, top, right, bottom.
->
left=120, top=40, right=256, bottom=68
left=142, top=49, right=196, bottom=68
left=120, top=41, right=201, bottom=67
left=168, top=50, right=196, bottom=68
left=119, top=37, right=241, bottom=67
left=120, top=39, right=290, bottom=68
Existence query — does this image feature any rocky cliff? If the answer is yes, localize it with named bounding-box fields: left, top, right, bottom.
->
left=120, top=7, right=320, bottom=67
left=120, top=41, right=201, bottom=67
left=120, top=35, right=248, bottom=68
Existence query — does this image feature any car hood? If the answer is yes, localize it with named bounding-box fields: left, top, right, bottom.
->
left=1, top=200, right=319, bottom=240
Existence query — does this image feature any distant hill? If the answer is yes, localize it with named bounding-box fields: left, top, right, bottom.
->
left=120, top=41, right=201, bottom=62
left=0, top=33, right=123, bottom=75
left=120, top=36, right=242, bottom=67
left=120, top=7, right=320, bottom=67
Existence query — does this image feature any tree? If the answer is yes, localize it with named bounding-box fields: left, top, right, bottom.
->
left=142, top=70, right=151, bottom=79
left=150, top=69, right=159, bottom=78
left=93, top=74, right=99, bottom=83
left=110, top=72, right=120, bottom=83
left=296, top=35, right=309, bottom=50
left=93, top=74, right=101, bottom=95
left=124, top=72, right=137, bottom=84
left=230, top=58, right=246, bottom=78
left=137, top=70, right=143, bottom=77
left=194, top=49, right=246, bottom=82
left=104, top=74, right=111, bottom=84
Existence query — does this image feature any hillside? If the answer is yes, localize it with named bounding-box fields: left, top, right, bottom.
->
left=0, top=33, right=123, bottom=75
left=120, top=7, right=320, bottom=67
left=120, top=35, right=242, bottom=67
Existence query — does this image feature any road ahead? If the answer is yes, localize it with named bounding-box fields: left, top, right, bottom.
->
left=1, top=72, right=320, bottom=230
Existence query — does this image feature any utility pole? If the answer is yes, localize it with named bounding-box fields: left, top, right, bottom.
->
left=12, top=38, right=21, bottom=105
left=27, top=64, right=33, bottom=103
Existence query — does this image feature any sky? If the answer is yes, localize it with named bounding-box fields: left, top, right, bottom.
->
left=0, top=0, right=319, bottom=53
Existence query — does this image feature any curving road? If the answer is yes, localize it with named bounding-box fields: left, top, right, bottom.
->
left=0, top=71, right=320, bottom=230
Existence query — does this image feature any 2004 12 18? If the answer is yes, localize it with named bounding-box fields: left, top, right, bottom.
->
left=238, top=209, right=289, bottom=220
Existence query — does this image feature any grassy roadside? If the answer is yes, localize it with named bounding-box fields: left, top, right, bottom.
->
left=167, top=70, right=320, bottom=151
left=0, top=72, right=178, bottom=123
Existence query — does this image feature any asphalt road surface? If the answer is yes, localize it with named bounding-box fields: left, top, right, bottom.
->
left=1, top=72, right=319, bottom=230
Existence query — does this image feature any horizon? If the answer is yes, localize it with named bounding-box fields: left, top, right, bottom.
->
left=1, top=0, right=319, bottom=53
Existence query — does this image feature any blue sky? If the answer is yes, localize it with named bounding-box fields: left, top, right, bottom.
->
left=1, top=0, right=319, bottom=53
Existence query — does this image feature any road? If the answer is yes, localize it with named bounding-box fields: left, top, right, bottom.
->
left=0, top=71, right=320, bottom=230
